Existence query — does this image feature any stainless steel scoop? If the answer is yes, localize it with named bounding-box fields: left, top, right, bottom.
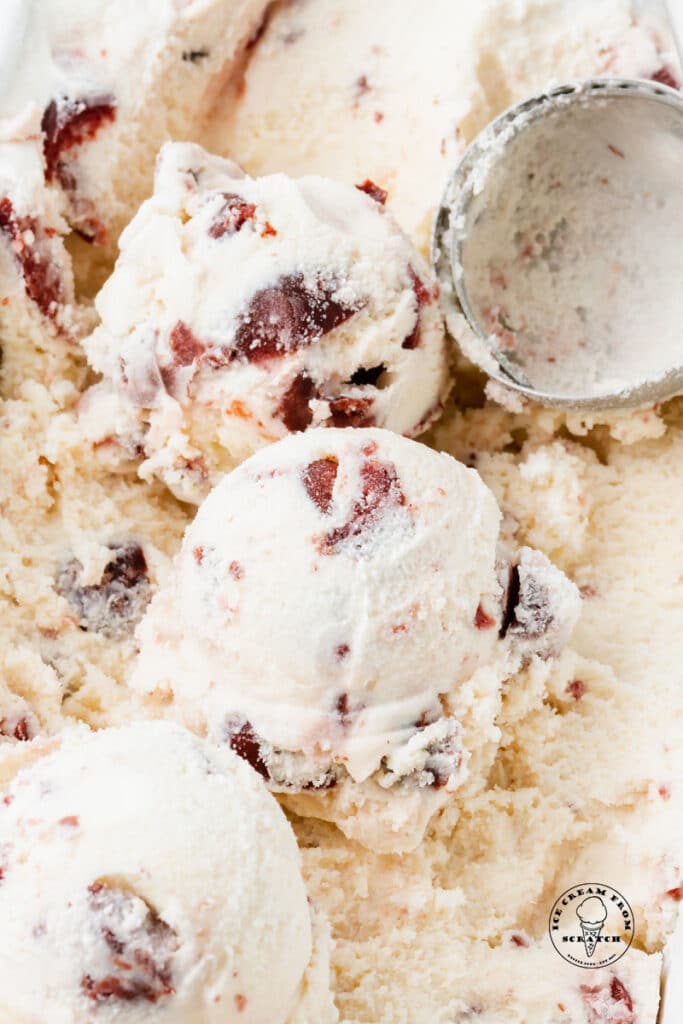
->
left=432, top=77, right=683, bottom=409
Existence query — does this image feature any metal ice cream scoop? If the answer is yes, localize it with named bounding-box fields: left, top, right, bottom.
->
left=432, top=76, right=683, bottom=409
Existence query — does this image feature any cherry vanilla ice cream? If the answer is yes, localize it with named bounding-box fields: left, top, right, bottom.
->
left=133, top=427, right=580, bottom=851
left=0, top=0, right=273, bottom=407
left=80, top=141, right=449, bottom=503
left=0, top=721, right=336, bottom=1023
left=1, top=1, right=682, bottom=1020
left=0, top=0, right=271, bottom=250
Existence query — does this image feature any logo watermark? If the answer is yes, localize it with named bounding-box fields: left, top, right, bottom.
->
left=549, top=883, right=634, bottom=969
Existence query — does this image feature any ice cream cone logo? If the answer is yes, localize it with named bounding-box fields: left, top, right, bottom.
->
left=576, top=897, right=608, bottom=958
left=549, top=883, right=634, bottom=969
left=579, top=922, right=602, bottom=957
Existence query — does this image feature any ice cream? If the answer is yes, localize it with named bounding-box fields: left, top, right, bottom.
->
left=577, top=896, right=610, bottom=926
left=0, top=142, right=92, bottom=401
left=81, top=141, right=450, bottom=503
left=0, top=720, right=336, bottom=1023
left=0, top=676, right=41, bottom=744
left=0, top=0, right=271, bottom=252
left=133, top=427, right=580, bottom=850
left=209, top=0, right=678, bottom=254
left=1, top=0, right=271, bottom=405
left=0, top=0, right=681, bottom=1020
left=330, top=926, right=661, bottom=1023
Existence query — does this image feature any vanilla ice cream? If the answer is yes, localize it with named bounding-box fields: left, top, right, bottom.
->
left=209, top=0, right=677, bottom=253
left=1, top=0, right=681, bottom=1020
left=1, top=0, right=271, bottom=404
left=0, top=721, right=336, bottom=1023
left=0, top=0, right=271, bottom=251
left=81, top=141, right=450, bottom=503
left=0, top=132, right=93, bottom=401
left=133, top=427, right=580, bottom=850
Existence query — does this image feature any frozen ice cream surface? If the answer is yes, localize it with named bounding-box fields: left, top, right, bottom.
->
left=81, top=141, right=449, bottom=503
left=133, top=427, right=580, bottom=850
left=0, top=154, right=91, bottom=400
left=209, top=0, right=678, bottom=252
left=1, top=0, right=270, bottom=402
left=330, top=927, right=661, bottom=1023
left=1, top=0, right=682, bottom=1019
left=0, top=0, right=271, bottom=251
left=0, top=721, right=336, bottom=1023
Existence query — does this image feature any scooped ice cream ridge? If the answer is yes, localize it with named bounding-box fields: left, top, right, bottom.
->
left=0, top=0, right=272, bottom=249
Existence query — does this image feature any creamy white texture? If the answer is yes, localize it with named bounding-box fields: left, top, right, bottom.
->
left=0, top=0, right=271, bottom=250
left=662, top=909, right=683, bottom=1024
left=1, top=0, right=175, bottom=127
left=209, top=0, right=676, bottom=253
left=0, top=722, right=335, bottom=1024
left=132, top=428, right=580, bottom=851
left=0, top=0, right=264, bottom=136
left=0, top=0, right=273, bottom=394
left=135, top=428, right=502, bottom=776
left=82, top=142, right=449, bottom=503
left=0, top=0, right=678, bottom=1018
left=0, top=0, right=179, bottom=199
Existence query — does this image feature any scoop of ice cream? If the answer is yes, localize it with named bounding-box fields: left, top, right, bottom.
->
left=133, top=427, right=580, bottom=851
left=0, top=721, right=336, bottom=1024
left=577, top=896, right=609, bottom=927
left=81, top=141, right=449, bottom=502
